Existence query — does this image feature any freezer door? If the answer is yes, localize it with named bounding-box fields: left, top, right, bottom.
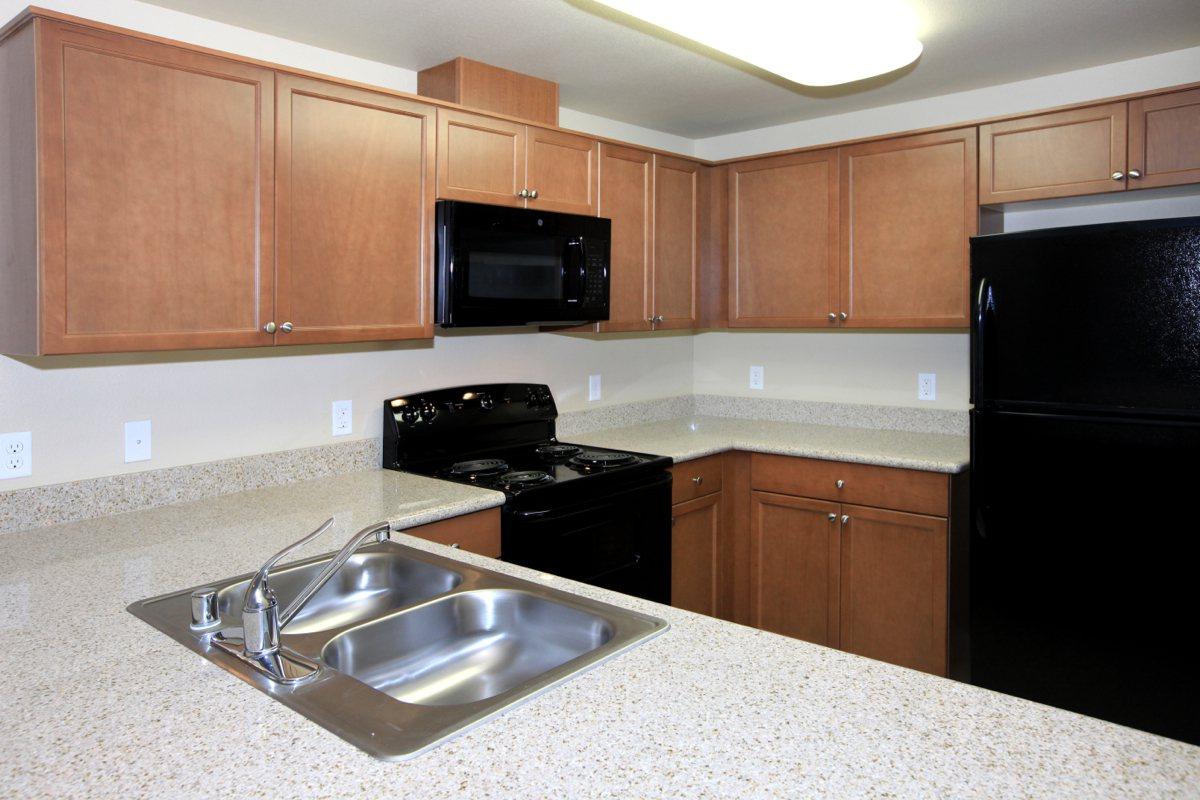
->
left=970, top=217, right=1200, bottom=413
left=969, top=409, right=1200, bottom=744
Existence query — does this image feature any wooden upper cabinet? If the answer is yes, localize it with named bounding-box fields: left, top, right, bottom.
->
left=729, top=150, right=839, bottom=328
left=275, top=76, right=435, bottom=344
left=436, top=108, right=526, bottom=207
left=34, top=20, right=275, bottom=354
left=979, top=103, right=1127, bottom=203
left=652, top=155, right=700, bottom=329
left=525, top=126, right=597, bottom=215
left=840, top=128, right=976, bottom=328
left=671, top=492, right=722, bottom=616
left=749, top=491, right=841, bottom=646
left=839, top=505, right=948, bottom=676
left=1128, top=88, right=1200, bottom=190
left=598, top=144, right=653, bottom=332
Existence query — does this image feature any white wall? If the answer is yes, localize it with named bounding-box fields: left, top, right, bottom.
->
left=1, top=332, right=694, bottom=489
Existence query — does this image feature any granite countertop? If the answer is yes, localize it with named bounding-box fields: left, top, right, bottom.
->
left=568, top=415, right=971, bottom=473
left=3, top=468, right=1197, bottom=798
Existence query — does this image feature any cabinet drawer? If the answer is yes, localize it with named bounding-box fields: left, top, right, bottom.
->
left=402, top=508, right=501, bottom=557
left=750, top=454, right=948, bottom=516
left=670, top=454, right=723, bottom=504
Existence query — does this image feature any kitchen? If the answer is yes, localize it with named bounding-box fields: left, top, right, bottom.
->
left=1, top=0, right=1199, bottom=796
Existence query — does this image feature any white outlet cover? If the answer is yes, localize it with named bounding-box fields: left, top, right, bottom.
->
left=124, top=420, right=152, bottom=463
left=1, top=431, right=32, bottom=479
left=918, top=373, right=937, bottom=401
left=588, top=374, right=601, bottom=402
left=749, top=365, right=765, bottom=390
left=332, top=400, right=353, bottom=436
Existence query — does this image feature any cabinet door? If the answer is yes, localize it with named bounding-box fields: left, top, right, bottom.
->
left=598, top=144, right=653, bottom=331
left=749, top=491, right=840, bottom=646
left=526, top=126, right=598, bottom=215
left=403, top=508, right=501, bottom=558
left=276, top=76, right=435, bottom=344
left=839, top=504, right=948, bottom=675
left=436, top=109, right=526, bottom=207
left=1128, top=88, right=1200, bottom=190
left=729, top=150, right=839, bottom=327
left=652, top=155, right=700, bottom=329
left=36, top=21, right=274, bottom=353
left=839, top=128, right=976, bottom=328
left=671, top=493, right=722, bottom=616
left=979, top=103, right=1127, bottom=203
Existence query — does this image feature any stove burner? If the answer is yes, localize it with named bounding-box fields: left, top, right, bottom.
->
left=499, top=470, right=554, bottom=488
left=535, top=444, right=583, bottom=459
left=569, top=450, right=638, bottom=469
left=448, top=458, right=509, bottom=478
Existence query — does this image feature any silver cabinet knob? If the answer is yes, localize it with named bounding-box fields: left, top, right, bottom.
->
left=836, top=479, right=845, bottom=489
left=827, top=312, right=836, bottom=321
left=1111, top=171, right=1125, bottom=181
left=692, top=476, right=704, bottom=485
left=827, top=513, right=836, bottom=522
left=263, top=321, right=277, bottom=334
left=655, top=315, right=665, bottom=324
left=529, top=189, right=539, bottom=199
left=449, top=543, right=460, bottom=549
left=839, top=311, right=848, bottom=321
left=517, top=189, right=530, bottom=198
left=841, top=514, right=850, bottom=524
left=1127, top=169, right=1142, bottom=179
left=280, top=322, right=293, bottom=333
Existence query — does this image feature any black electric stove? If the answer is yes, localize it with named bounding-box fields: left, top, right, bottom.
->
left=383, top=383, right=672, bottom=603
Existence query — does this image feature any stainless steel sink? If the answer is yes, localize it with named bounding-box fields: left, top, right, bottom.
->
left=322, top=588, right=616, bottom=706
left=128, top=539, right=667, bottom=760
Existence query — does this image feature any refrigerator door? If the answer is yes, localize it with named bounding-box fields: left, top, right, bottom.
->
left=970, top=409, right=1199, bottom=744
left=971, top=217, right=1200, bottom=414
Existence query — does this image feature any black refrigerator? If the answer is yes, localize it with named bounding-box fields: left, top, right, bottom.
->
left=969, top=216, right=1200, bottom=745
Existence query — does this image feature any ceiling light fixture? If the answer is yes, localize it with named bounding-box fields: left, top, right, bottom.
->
left=591, top=0, right=924, bottom=86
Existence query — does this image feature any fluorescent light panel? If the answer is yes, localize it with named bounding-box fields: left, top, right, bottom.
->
left=593, top=0, right=924, bottom=86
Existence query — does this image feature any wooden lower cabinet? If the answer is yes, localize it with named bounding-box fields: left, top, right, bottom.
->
left=749, top=491, right=840, bottom=646
left=671, top=492, right=722, bottom=616
left=403, top=508, right=501, bottom=558
left=839, top=505, right=948, bottom=675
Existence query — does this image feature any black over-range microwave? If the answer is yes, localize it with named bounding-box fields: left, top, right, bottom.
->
left=435, top=200, right=611, bottom=327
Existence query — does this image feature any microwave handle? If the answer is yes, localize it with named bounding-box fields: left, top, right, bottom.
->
left=564, top=237, right=586, bottom=302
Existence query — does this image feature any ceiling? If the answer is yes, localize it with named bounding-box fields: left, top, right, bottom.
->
left=141, top=0, right=1200, bottom=138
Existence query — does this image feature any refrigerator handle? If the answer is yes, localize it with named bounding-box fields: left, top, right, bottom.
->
left=974, top=277, right=995, bottom=399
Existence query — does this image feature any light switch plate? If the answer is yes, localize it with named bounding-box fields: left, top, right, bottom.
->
left=918, top=373, right=937, bottom=401
left=588, top=374, right=601, bottom=402
left=749, top=365, right=764, bottom=391
left=1, top=431, right=32, bottom=479
left=124, top=420, right=152, bottom=463
left=332, top=400, right=353, bottom=436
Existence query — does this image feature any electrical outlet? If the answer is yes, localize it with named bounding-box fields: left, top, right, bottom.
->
left=749, top=365, right=764, bottom=391
left=124, top=420, right=151, bottom=463
left=1, top=431, right=32, bottom=479
left=918, top=373, right=937, bottom=401
left=588, top=374, right=601, bottom=402
left=332, top=400, right=353, bottom=436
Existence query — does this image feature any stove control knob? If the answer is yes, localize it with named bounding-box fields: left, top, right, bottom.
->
left=419, top=403, right=439, bottom=423
left=399, top=407, right=419, bottom=425
left=478, top=392, right=495, bottom=411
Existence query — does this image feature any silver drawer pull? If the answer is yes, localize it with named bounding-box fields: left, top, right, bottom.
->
left=692, top=476, right=704, bottom=485
left=835, top=479, right=845, bottom=489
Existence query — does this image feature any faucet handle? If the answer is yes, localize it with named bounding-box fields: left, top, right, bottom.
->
left=245, top=517, right=335, bottom=614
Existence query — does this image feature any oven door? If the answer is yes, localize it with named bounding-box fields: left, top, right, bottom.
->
left=436, top=200, right=610, bottom=326
left=501, top=473, right=671, bottom=604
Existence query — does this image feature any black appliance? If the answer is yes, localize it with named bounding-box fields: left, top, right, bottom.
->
left=435, top=201, right=611, bottom=327
left=969, top=216, right=1200, bottom=745
left=382, top=383, right=671, bottom=603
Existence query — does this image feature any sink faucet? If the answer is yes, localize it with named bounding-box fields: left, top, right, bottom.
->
left=236, top=518, right=392, bottom=682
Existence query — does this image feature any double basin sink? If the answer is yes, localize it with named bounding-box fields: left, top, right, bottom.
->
left=128, top=538, right=668, bottom=759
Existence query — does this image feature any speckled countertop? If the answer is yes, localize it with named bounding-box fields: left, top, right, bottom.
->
left=568, top=415, right=971, bottom=473
left=3, top=467, right=1198, bottom=798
